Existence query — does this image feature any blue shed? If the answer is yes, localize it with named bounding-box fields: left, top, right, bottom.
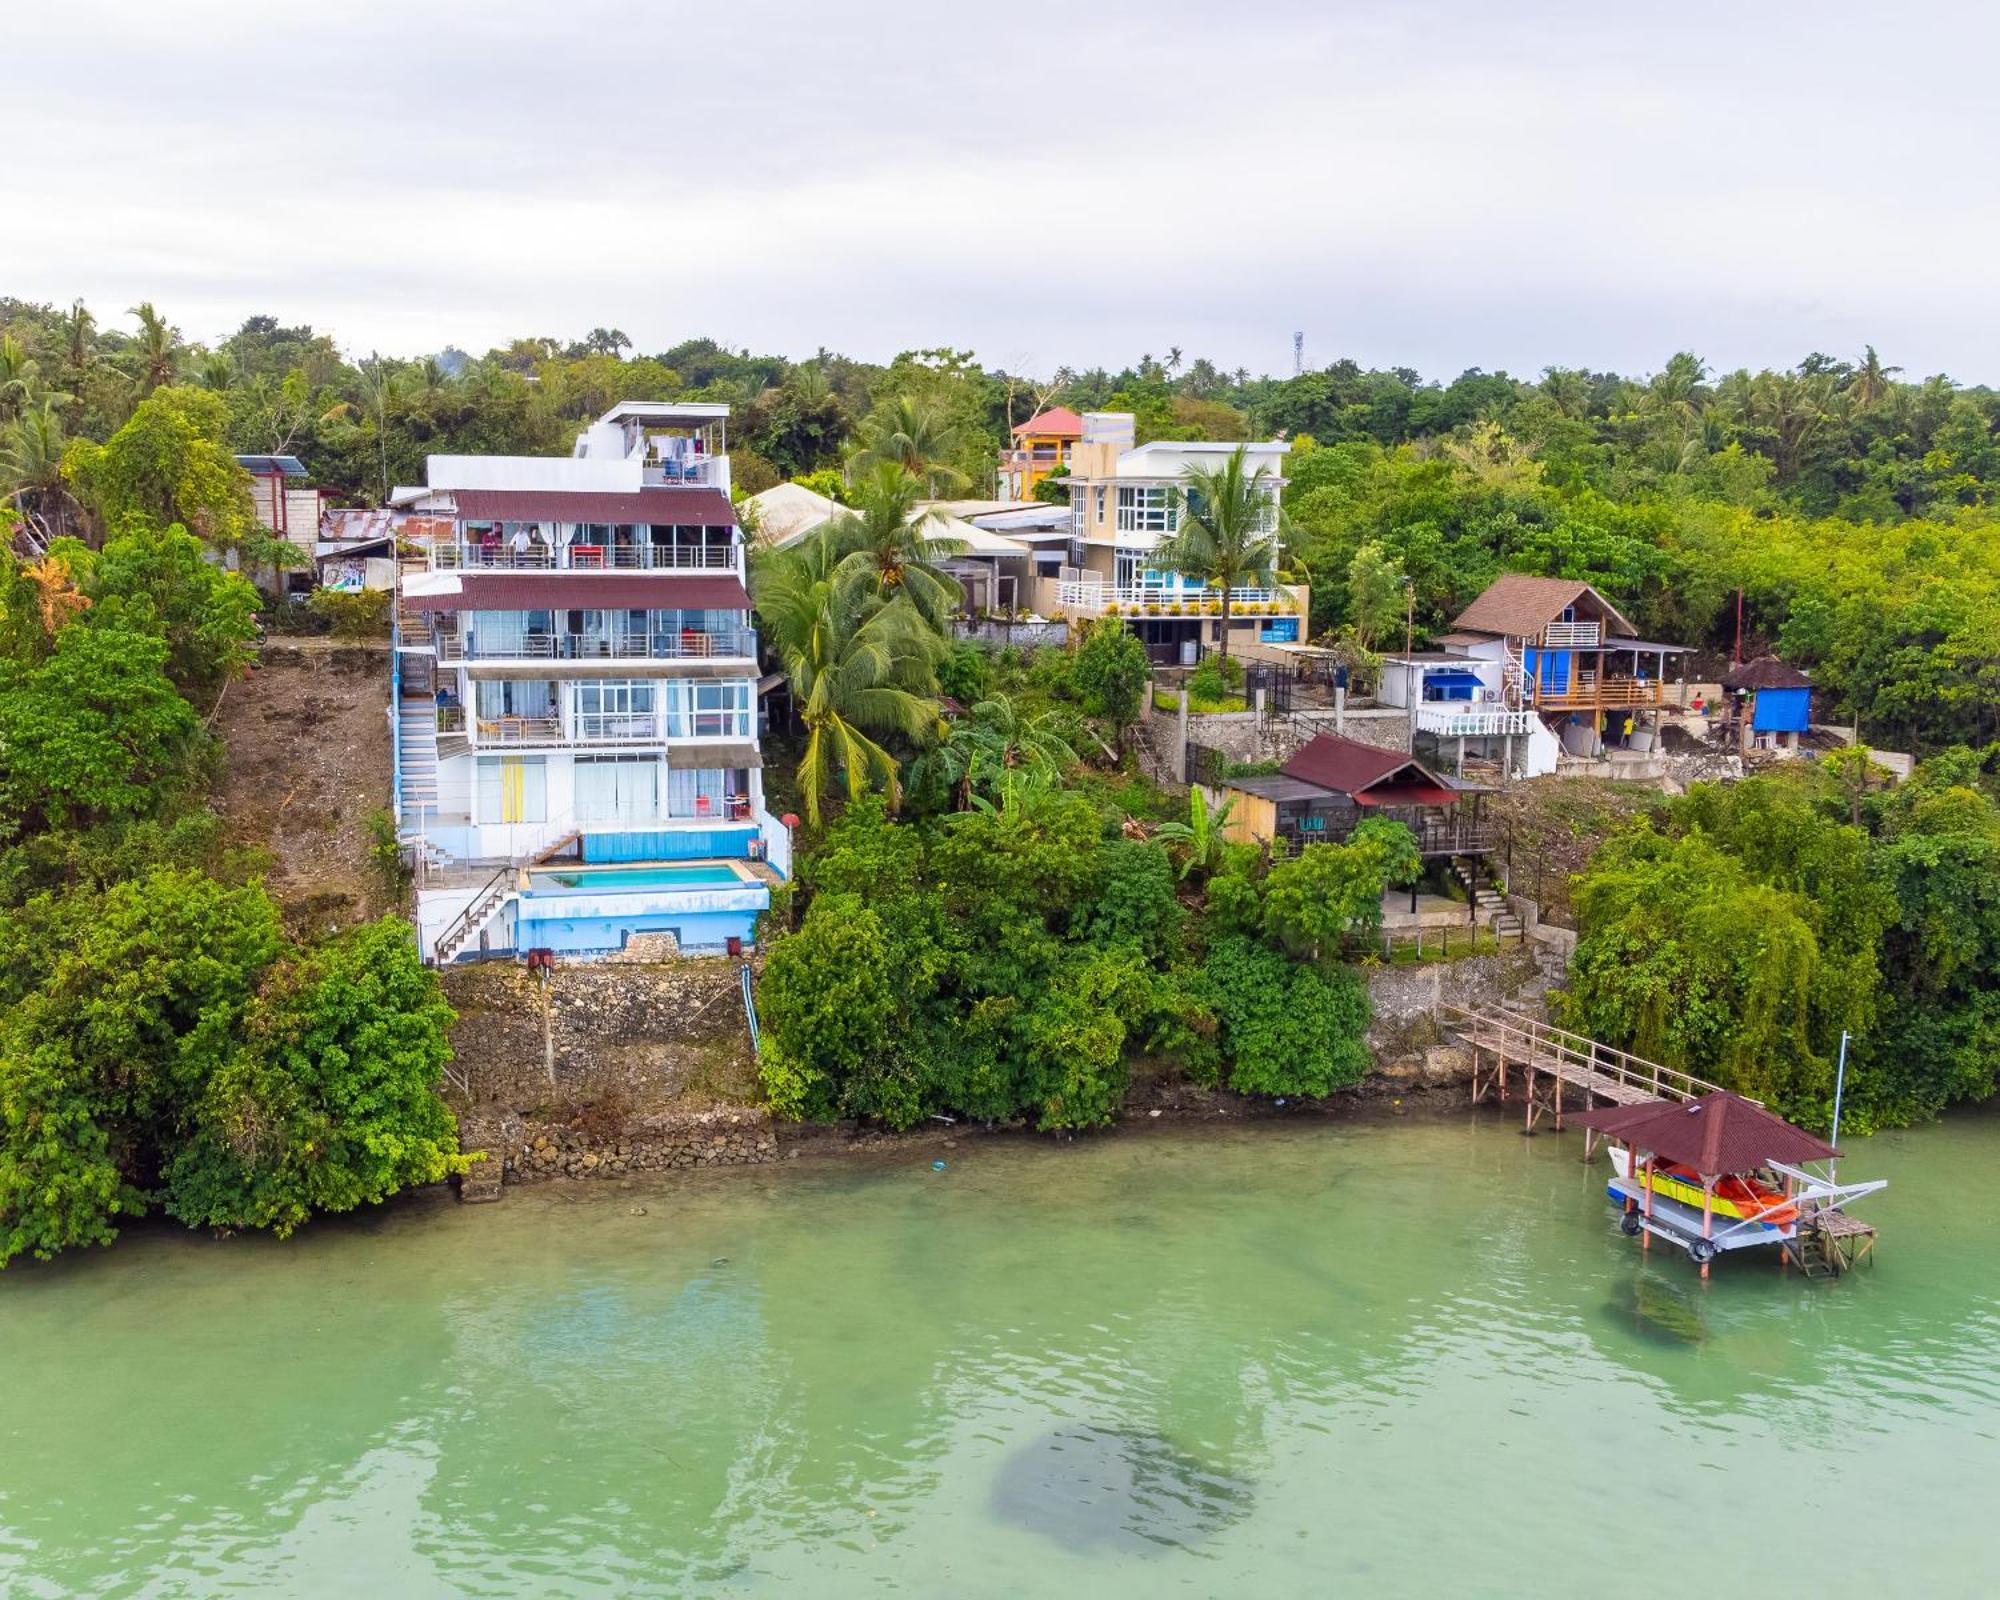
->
left=1722, top=656, right=1813, bottom=735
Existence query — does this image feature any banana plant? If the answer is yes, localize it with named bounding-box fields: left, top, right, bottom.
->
left=1154, top=787, right=1236, bottom=881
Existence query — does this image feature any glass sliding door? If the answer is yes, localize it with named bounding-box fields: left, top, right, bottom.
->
left=575, top=756, right=662, bottom=823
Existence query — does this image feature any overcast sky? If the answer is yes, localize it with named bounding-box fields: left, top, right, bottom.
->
left=8, top=1, right=1998, bottom=383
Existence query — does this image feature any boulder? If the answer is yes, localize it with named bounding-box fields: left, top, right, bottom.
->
left=1422, top=1044, right=1473, bottom=1087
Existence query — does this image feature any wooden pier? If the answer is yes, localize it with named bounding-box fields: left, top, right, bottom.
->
left=1439, top=1005, right=1731, bottom=1150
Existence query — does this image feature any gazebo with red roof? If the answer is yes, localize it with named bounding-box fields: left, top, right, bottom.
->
left=1002, top=407, right=1086, bottom=499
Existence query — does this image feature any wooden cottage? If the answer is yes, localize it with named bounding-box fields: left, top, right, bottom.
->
left=1220, top=733, right=1495, bottom=858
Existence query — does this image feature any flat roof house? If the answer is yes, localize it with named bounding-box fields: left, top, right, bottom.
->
left=1037, top=412, right=1307, bottom=665
left=391, top=402, right=786, bottom=965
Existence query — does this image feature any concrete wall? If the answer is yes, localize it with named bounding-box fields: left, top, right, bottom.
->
left=954, top=616, right=1070, bottom=648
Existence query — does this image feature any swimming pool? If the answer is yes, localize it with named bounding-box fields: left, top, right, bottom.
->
left=527, top=864, right=747, bottom=893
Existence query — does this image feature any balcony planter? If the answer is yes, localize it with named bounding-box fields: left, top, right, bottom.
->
left=1104, top=602, right=1120, bottom=617
left=1203, top=600, right=1222, bottom=616
left=1146, top=602, right=1163, bottom=616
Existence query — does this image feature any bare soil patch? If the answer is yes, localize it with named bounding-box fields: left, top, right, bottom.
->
left=212, top=644, right=394, bottom=935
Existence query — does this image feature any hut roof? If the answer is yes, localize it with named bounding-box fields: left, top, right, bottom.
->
left=1571, top=1091, right=1838, bottom=1175
left=1450, top=575, right=1637, bottom=640
left=1279, top=732, right=1460, bottom=799
left=1720, top=655, right=1812, bottom=691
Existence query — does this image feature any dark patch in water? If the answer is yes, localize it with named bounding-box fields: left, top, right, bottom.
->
left=1605, top=1275, right=1708, bottom=1347
left=990, top=1425, right=1251, bottom=1553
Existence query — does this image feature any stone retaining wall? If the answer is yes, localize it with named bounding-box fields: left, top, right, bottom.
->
left=1363, top=942, right=1567, bottom=1072
left=490, top=1107, right=779, bottom=1181
left=952, top=618, right=1069, bottom=649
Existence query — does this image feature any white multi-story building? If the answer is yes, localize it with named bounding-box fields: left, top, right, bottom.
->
left=1038, top=412, right=1308, bottom=663
left=392, top=402, right=789, bottom=964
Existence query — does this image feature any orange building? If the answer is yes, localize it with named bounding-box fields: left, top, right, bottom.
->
left=1000, top=406, right=1084, bottom=499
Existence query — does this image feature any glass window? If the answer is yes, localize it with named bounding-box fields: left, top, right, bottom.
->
left=575, top=756, right=660, bottom=822
left=1115, top=486, right=1178, bottom=534
left=475, top=756, right=547, bottom=824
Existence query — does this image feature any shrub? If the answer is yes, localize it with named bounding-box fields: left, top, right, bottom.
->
left=306, top=587, right=391, bottom=639
left=1197, top=935, right=1372, bottom=1098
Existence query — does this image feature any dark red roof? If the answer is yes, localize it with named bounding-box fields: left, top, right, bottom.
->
left=1571, top=1091, right=1838, bottom=1175
left=407, top=573, right=751, bottom=612
left=452, top=487, right=737, bottom=527
left=1011, top=406, right=1084, bottom=438
left=1280, top=733, right=1447, bottom=798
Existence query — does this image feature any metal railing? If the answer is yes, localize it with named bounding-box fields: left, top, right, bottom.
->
left=1055, top=580, right=1284, bottom=612
left=428, top=543, right=736, bottom=572
left=1416, top=705, right=1536, bottom=736
left=641, top=459, right=718, bottom=487
left=435, top=627, right=758, bottom=663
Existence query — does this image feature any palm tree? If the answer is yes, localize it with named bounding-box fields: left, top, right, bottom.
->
left=752, top=526, right=946, bottom=824
left=827, top=462, right=967, bottom=631
left=128, top=302, right=181, bottom=394
left=1154, top=445, right=1282, bottom=663
left=917, top=693, right=1078, bottom=810
left=0, top=336, right=71, bottom=424
left=1848, top=346, right=1901, bottom=410
left=195, top=351, right=236, bottom=391
left=1, top=404, right=80, bottom=552
left=849, top=394, right=969, bottom=495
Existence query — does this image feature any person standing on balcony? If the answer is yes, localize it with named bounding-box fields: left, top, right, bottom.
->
left=510, top=524, right=532, bottom=563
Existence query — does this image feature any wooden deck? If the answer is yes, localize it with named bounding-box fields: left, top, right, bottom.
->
left=1440, top=1005, right=1731, bottom=1142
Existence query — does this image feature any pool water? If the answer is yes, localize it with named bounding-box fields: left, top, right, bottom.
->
left=528, top=864, right=745, bottom=892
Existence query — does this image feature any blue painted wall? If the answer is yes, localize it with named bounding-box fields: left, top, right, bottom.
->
left=583, top=827, right=757, bottom=862
left=1752, top=685, right=1811, bottom=733
left=1523, top=647, right=1572, bottom=694
left=517, top=908, right=758, bottom=955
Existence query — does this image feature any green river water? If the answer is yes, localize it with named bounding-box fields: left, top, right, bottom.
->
left=3, top=1108, right=1996, bottom=1598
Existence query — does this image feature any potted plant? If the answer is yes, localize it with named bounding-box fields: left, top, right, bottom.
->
left=1204, top=599, right=1222, bottom=616
left=1104, top=601, right=1121, bottom=617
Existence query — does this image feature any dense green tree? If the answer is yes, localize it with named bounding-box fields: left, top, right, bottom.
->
left=1070, top=617, right=1150, bottom=747
left=0, top=623, right=203, bottom=834
left=1195, top=936, right=1372, bottom=1099
left=61, top=386, right=253, bottom=548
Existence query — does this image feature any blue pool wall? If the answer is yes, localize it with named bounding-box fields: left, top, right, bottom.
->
left=516, top=907, right=761, bottom=955
left=582, top=827, right=758, bottom=863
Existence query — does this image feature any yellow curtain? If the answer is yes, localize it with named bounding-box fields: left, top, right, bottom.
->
left=501, top=759, right=526, bottom=823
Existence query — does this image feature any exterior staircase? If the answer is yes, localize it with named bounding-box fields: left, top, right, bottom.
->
left=396, top=553, right=435, bottom=651
left=398, top=698, right=440, bottom=814
left=1452, top=855, right=1523, bottom=941
left=433, top=868, right=517, bottom=965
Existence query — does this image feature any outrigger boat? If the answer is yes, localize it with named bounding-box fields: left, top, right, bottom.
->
left=1573, top=1092, right=1886, bottom=1276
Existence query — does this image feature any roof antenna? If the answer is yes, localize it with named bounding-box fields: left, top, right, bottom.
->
left=1292, top=331, right=1305, bottom=375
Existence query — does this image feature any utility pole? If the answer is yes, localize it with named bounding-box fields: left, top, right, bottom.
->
left=1829, top=1030, right=1850, bottom=1183
left=1732, top=586, right=1744, bottom=665
left=1404, top=578, right=1416, bottom=754
left=1292, top=331, right=1304, bottom=376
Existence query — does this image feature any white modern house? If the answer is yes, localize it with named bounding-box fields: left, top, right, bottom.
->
left=392, top=402, right=789, bottom=964
left=1038, top=413, right=1307, bottom=663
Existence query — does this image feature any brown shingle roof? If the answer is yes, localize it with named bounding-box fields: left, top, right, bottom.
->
left=453, top=487, right=737, bottom=526
left=406, top=573, right=751, bottom=611
left=1571, top=1091, right=1838, bottom=1175
left=1720, top=655, right=1812, bottom=691
left=1451, top=575, right=1636, bottom=639
left=1280, top=733, right=1447, bottom=798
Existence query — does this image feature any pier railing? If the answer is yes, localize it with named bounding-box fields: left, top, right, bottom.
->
left=1438, top=1004, right=1735, bottom=1105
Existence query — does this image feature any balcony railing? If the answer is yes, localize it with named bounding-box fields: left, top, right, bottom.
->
left=1415, top=705, right=1536, bottom=737
left=640, top=458, right=719, bottom=487
left=1277, top=816, right=1499, bottom=856
left=1531, top=678, right=1663, bottom=710
left=435, top=627, right=758, bottom=663
left=428, top=543, right=737, bottom=572
left=1056, top=580, right=1285, bottom=613
left=1541, top=620, right=1602, bottom=647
